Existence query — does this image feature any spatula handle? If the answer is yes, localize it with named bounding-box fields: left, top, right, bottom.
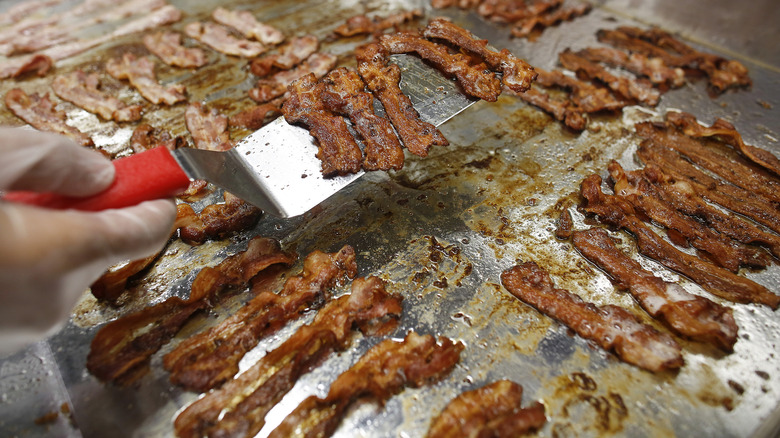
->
left=3, top=146, right=191, bottom=211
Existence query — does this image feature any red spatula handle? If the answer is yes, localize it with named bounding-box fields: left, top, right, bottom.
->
left=3, top=146, right=191, bottom=211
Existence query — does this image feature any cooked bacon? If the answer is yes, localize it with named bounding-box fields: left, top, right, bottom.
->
left=107, top=4, right=182, bottom=40
left=184, top=21, right=266, bottom=58
left=322, top=67, right=405, bottom=171
left=106, top=53, right=186, bottom=105
left=379, top=31, right=502, bottom=101
left=143, top=31, right=208, bottom=68
left=476, top=0, right=562, bottom=23
left=211, top=7, right=284, bottom=45
left=249, top=34, right=319, bottom=77
left=86, top=237, right=295, bottom=385
left=608, top=160, right=772, bottom=271
left=269, top=332, right=464, bottom=438
left=51, top=70, right=143, bottom=122
left=0, top=54, right=53, bottom=79
left=90, top=254, right=160, bottom=303
left=501, top=261, right=683, bottom=372
left=634, top=121, right=780, bottom=205
left=666, top=111, right=780, bottom=177
left=249, top=52, right=337, bottom=103
left=174, top=276, right=403, bottom=438
left=575, top=47, right=685, bottom=88
left=427, top=380, right=547, bottom=438
left=129, top=123, right=185, bottom=153
left=572, top=228, right=738, bottom=352
left=163, top=246, right=357, bottom=392
left=422, top=17, right=536, bottom=93
left=0, top=0, right=61, bottom=26
left=558, top=48, right=660, bottom=106
left=184, top=102, right=232, bottom=151
left=333, top=9, right=423, bottom=37
left=431, top=0, right=482, bottom=8
left=176, top=192, right=262, bottom=245
left=282, top=73, right=363, bottom=176
left=534, top=67, right=628, bottom=113
left=4, top=88, right=93, bottom=146
left=507, top=85, right=587, bottom=131
left=580, top=174, right=780, bottom=309
left=228, top=100, right=281, bottom=130
left=356, top=42, right=448, bottom=157
left=510, top=2, right=591, bottom=39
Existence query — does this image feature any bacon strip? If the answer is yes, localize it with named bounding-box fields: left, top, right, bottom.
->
left=211, top=7, right=284, bottom=45
left=422, top=17, right=536, bottom=93
left=476, top=0, right=562, bottom=23
left=90, top=254, right=160, bottom=303
left=86, top=237, right=295, bottom=385
left=427, top=380, right=546, bottom=438
left=580, top=174, right=780, bottom=309
left=379, top=31, right=502, bottom=101
left=249, top=34, right=319, bottom=77
left=176, top=192, right=262, bottom=245
left=268, top=332, right=464, bottom=438
left=356, top=42, right=448, bottom=157
left=174, top=276, right=403, bottom=438
left=575, top=47, right=685, bottom=88
left=322, top=67, right=405, bottom=171
left=608, top=161, right=772, bottom=271
left=0, top=54, right=53, bottom=79
left=501, top=261, right=684, bottom=372
left=51, top=70, right=143, bottom=122
left=184, top=21, right=266, bottom=58
left=129, top=123, right=185, bottom=153
left=282, top=73, right=363, bottom=176
left=4, top=88, right=93, bottom=146
left=184, top=102, right=232, bottom=151
left=572, top=228, right=738, bottom=352
left=106, top=53, right=186, bottom=105
left=163, top=245, right=357, bottom=392
left=534, top=67, right=628, bottom=113
left=506, top=85, right=587, bottom=131
left=333, top=9, right=423, bottom=37
left=228, top=101, right=281, bottom=130
left=510, top=2, right=591, bottom=39
left=143, top=31, right=208, bottom=68
left=249, top=52, right=337, bottom=103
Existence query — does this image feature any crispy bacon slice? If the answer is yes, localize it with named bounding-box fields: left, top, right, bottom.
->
left=86, top=237, right=295, bottom=385
left=282, top=73, right=363, bottom=176
left=356, top=42, right=448, bottom=157
left=575, top=47, right=685, bottom=88
left=322, top=67, right=405, bottom=171
left=211, top=7, right=284, bottom=45
left=175, top=192, right=262, bottom=245
left=4, top=88, right=93, bottom=146
left=423, top=17, right=536, bottom=93
left=129, top=123, right=185, bottom=153
left=90, top=254, right=160, bottom=303
left=333, top=9, right=423, bottom=37
left=666, top=111, right=780, bottom=177
left=608, top=161, right=772, bottom=271
left=249, top=34, right=319, bottom=77
left=106, top=53, right=186, bottom=105
left=427, top=380, right=547, bottom=438
left=379, top=31, right=502, bottom=101
left=143, top=31, right=208, bottom=68
left=184, top=21, right=266, bottom=58
left=580, top=174, right=780, bottom=309
left=507, top=85, right=587, bottom=131
left=269, top=332, right=464, bottom=438
left=572, top=228, right=738, bottom=352
left=51, top=70, right=143, bottom=122
left=510, top=2, right=591, bottom=39
left=174, top=276, right=403, bottom=438
left=184, top=102, right=232, bottom=151
left=249, top=52, right=337, bottom=103
left=228, top=101, right=281, bottom=130
left=475, top=0, right=563, bottom=23
left=163, top=245, right=357, bottom=392
left=558, top=48, right=660, bottom=106
left=634, top=121, right=780, bottom=205
left=501, top=261, right=683, bottom=372
left=534, top=67, right=628, bottom=113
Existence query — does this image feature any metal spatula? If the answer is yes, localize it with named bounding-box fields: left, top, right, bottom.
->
left=4, top=55, right=476, bottom=218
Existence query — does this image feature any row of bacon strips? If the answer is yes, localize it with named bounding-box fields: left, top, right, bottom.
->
left=502, top=112, right=780, bottom=373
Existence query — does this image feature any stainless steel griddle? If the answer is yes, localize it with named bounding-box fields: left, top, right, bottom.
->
left=1, top=0, right=779, bottom=437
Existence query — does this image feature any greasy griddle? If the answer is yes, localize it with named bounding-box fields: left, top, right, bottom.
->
left=1, top=0, right=779, bottom=437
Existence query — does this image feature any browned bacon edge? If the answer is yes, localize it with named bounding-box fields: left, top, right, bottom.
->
left=163, top=245, right=357, bottom=392
left=86, top=237, right=295, bottom=385
left=228, top=100, right=281, bottom=130
left=575, top=46, right=685, bottom=88
left=249, top=52, right=338, bottom=103
left=268, top=331, right=464, bottom=438
left=184, top=101, right=233, bottom=152
left=501, top=261, right=684, bottom=372
left=572, top=228, right=738, bottom=352
left=4, top=88, right=93, bottom=146
left=534, top=67, right=628, bottom=113
left=90, top=253, right=161, bottom=303
left=52, top=70, right=143, bottom=122
left=510, top=3, right=591, bottom=39
left=333, top=9, right=423, bottom=37
left=175, top=192, right=262, bottom=246
left=174, top=276, right=403, bottom=438
left=580, top=174, right=780, bottom=309
left=249, top=35, right=319, bottom=78
left=105, top=53, right=187, bottom=105
left=427, top=379, right=547, bottom=438
left=507, top=85, right=587, bottom=131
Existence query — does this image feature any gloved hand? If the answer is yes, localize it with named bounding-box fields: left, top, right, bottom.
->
left=0, top=128, right=177, bottom=354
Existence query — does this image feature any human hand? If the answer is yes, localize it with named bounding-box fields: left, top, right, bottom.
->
left=0, top=128, right=176, bottom=354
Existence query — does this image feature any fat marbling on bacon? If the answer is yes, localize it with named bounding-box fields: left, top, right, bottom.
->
left=106, top=53, right=186, bottom=105
left=52, top=70, right=143, bottom=122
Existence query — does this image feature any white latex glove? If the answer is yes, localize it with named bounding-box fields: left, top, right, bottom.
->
left=0, top=128, right=176, bottom=354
